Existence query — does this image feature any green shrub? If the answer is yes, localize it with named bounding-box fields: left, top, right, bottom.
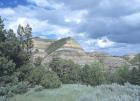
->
left=7, top=91, right=14, bottom=98
left=113, top=65, right=129, bottom=84
left=130, top=53, right=140, bottom=66
left=0, top=74, right=18, bottom=87
left=127, top=67, right=140, bottom=85
left=28, top=66, right=46, bottom=85
left=17, top=63, right=33, bottom=81
left=49, top=58, right=81, bottom=84
left=107, top=64, right=140, bottom=85
left=0, top=57, right=16, bottom=77
left=40, top=71, right=61, bottom=89
left=0, top=87, right=9, bottom=96
left=11, top=82, right=28, bottom=94
left=81, top=62, right=106, bottom=86
left=34, top=86, right=43, bottom=92
left=28, top=66, right=61, bottom=89
left=34, top=57, right=43, bottom=66
left=0, top=96, right=7, bottom=101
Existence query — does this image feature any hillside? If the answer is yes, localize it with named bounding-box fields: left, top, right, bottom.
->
left=45, top=37, right=83, bottom=55
left=43, top=37, right=97, bottom=65
left=33, top=37, right=130, bottom=70
left=33, top=37, right=55, bottom=51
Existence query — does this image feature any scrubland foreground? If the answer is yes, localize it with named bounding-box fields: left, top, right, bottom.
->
left=8, top=83, right=140, bottom=101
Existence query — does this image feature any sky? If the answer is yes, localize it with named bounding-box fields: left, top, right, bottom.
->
left=0, top=0, right=140, bottom=56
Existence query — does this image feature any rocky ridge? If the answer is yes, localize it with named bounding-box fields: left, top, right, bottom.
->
left=33, top=37, right=130, bottom=70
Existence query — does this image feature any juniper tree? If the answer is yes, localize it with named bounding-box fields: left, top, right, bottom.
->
left=17, top=24, right=33, bottom=57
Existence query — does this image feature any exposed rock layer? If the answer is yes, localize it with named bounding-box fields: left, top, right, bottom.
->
left=33, top=37, right=130, bottom=70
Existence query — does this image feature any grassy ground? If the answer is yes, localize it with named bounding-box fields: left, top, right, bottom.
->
left=9, top=84, right=92, bottom=101
left=9, top=84, right=140, bottom=101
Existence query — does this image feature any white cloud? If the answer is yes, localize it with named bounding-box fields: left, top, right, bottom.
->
left=7, top=17, right=50, bottom=32
left=27, top=0, right=64, bottom=9
left=64, top=9, right=88, bottom=24
left=122, top=12, right=140, bottom=27
left=27, top=0, right=50, bottom=7
left=7, top=16, right=72, bottom=39
left=0, top=8, right=15, bottom=16
left=96, top=37, right=114, bottom=48
left=82, top=37, right=114, bottom=49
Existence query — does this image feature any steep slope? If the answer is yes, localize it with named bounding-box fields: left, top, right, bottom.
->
left=33, top=37, right=130, bottom=70
left=33, top=37, right=55, bottom=51
left=44, top=37, right=96, bottom=65
left=32, top=37, right=55, bottom=58
left=46, top=37, right=72, bottom=55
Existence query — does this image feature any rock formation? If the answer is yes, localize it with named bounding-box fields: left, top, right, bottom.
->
left=33, top=37, right=130, bottom=70
left=32, top=37, right=54, bottom=58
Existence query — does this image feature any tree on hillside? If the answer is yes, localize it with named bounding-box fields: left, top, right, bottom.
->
left=0, top=18, right=19, bottom=88
left=81, top=62, right=106, bottom=86
left=24, top=24, right=33, bottom=55
left=131, top=53, right=140, bottom=67
left=49, top=58, right=81, bottom=84
left=127, top=67, right=140, bottom=85
left=113, top=65, right=129, bottom=84
left=0, top=17, right=6, bottom=42
left=0, top=17, right=33, bottom=84
left=128, top=54, right=140, bottom=85
left=17, top=24, right=33, bottom=57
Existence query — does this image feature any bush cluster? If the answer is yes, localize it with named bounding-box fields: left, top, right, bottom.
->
left=78, top=83, right=140, bottom=101
left=80, top=62, right=106, bottom=86
left=40, top=71, right=61, bottom=88
left=107, top=65, right=140, bottom=85
left=49, top=58, right=81, bottom=84
left=28, top=66, right=61, bottom=89
left=0, top=82, right=28, bottom=98
left=49, top=56, right=140, bottom=86
left=11, top=82, right=28, bottom=94
left=49, top=58, right=107, bottom=86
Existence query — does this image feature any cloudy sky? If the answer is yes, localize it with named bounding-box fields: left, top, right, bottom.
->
left=0, top=0, right=140, bottom=56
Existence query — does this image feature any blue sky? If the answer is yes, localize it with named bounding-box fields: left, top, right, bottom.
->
left=0, top=0, right=140, bottom=56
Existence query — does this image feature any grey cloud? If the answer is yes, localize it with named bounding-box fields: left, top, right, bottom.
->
left=53, top=0, right=101, bottom=10
left=25, top=0, right=140, bottom=44
left=1, top=0, right=140, bottom=55
left=45, top=0, right=140, bottom=44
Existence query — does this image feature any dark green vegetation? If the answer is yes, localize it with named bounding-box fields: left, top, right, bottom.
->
left=0, top=16, right=140, bottom=101
left=0, top=17, right=61, bottom=100
left=48, top=58, right=106, bottom=86
left=46, top=37, right=72, bottom=54
left=80, top=62, right=106, bottom=86
left=0, top=17, right=32, bottom=100
left=48, top=56, right=140, bottom=86
left=28, top=66, right=61, bottom=88
left=49, top=58, right=81, bottom=84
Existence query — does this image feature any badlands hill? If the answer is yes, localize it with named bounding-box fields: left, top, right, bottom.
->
left=33, top=37, right=130, bottom=70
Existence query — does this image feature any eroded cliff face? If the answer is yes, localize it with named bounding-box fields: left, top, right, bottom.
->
left=44, top=37, right=98, bottom=65
left=32, top=37, right=54, bottom=58
left=33, top=37, right=130, bottom=70
left=33, top=37, right=54, bottom=51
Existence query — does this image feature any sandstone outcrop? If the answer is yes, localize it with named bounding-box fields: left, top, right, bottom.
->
left=33, top=37, right=130, bottom=70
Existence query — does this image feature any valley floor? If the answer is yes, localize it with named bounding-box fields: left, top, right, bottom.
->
left=9, top=84, right=140, bottom=101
